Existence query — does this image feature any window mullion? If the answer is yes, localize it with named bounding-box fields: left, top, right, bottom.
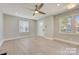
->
left=71, top=17, right=75, bottom=33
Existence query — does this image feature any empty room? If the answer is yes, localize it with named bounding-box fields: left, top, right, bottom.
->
left=0, top=3, right=79, bottom=55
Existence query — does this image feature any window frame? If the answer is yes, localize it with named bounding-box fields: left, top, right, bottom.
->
left=74, top=15, right=79, bottom=33
left=59, top=16, right=73, bottom=34
left=19, top=20, right=29, bottom=33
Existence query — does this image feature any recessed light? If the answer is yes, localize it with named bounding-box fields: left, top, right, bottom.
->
left=67, top=3, right=77, bottom=9
left=57, top=4, right=60, bottom=6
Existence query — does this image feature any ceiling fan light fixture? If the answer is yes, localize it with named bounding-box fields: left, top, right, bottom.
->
left=35, top=11, right=38, bottom=13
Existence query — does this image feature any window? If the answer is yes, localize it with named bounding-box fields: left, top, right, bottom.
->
left=19, top=20, right=29, bottom=32
left=60, top=17, right=72, bottom=33
left=75, top=16, right=79, bottom=33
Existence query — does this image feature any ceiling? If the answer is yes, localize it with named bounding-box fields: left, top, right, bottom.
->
left=0, top=3, right=78, bottom=20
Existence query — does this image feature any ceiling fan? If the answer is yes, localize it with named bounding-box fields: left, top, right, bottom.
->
left=33, top=3, right=46, bottom=16
left=27, top=3, right=46, bottom=16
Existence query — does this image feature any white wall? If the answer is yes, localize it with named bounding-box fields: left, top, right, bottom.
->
left=37, top=16, right=54, bottom=38
left=0, top=11, right=3, bottom=39
left=4, top=14, right=37, bottom=39
left=0, top=10, right=4, bottom=46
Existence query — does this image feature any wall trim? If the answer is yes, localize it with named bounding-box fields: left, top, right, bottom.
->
left=0, top=39, right=5, bottom=47
left=1, top=35, right=79, bottom=47
left=54, top=37, right=79, bottom=46
left=39, top=36, right=54, bottom=40
left=4, top=35, right=36, bottom=41
left=0, top=35, right=36, bottom=47
left=41, top=36, right=79, bottom=46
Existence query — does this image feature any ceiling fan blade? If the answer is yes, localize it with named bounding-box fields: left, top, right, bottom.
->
left=38, top=11, right=46, bottom=14
left=33, top=13, right=35, bottom=16
left=35, top=5, right=38, bottom=10
left=38, top=3, right=44, bottom=10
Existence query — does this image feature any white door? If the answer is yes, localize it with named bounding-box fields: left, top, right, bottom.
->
left=37, top=21, right=45, bottom=36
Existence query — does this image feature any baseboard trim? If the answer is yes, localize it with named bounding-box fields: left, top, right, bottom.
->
left=54, top=38, right=79, bottom=46
left=0, top=35, right=36, bottom=47
left=0, top=39, right=5, bottom=47
left=41, top=36, right=79, bottom=46
left=5, top=35, right=36, bottom=41
left=1, top=36, right=79, bottom=47
left=39, top=36, right=54, bottom=40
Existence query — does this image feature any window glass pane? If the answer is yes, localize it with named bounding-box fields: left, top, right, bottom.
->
left=19, top=20, right=29, bottom=32
left=75, top=16, right=79, bottom=32
left=60, top=17, right=72, bottom=33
